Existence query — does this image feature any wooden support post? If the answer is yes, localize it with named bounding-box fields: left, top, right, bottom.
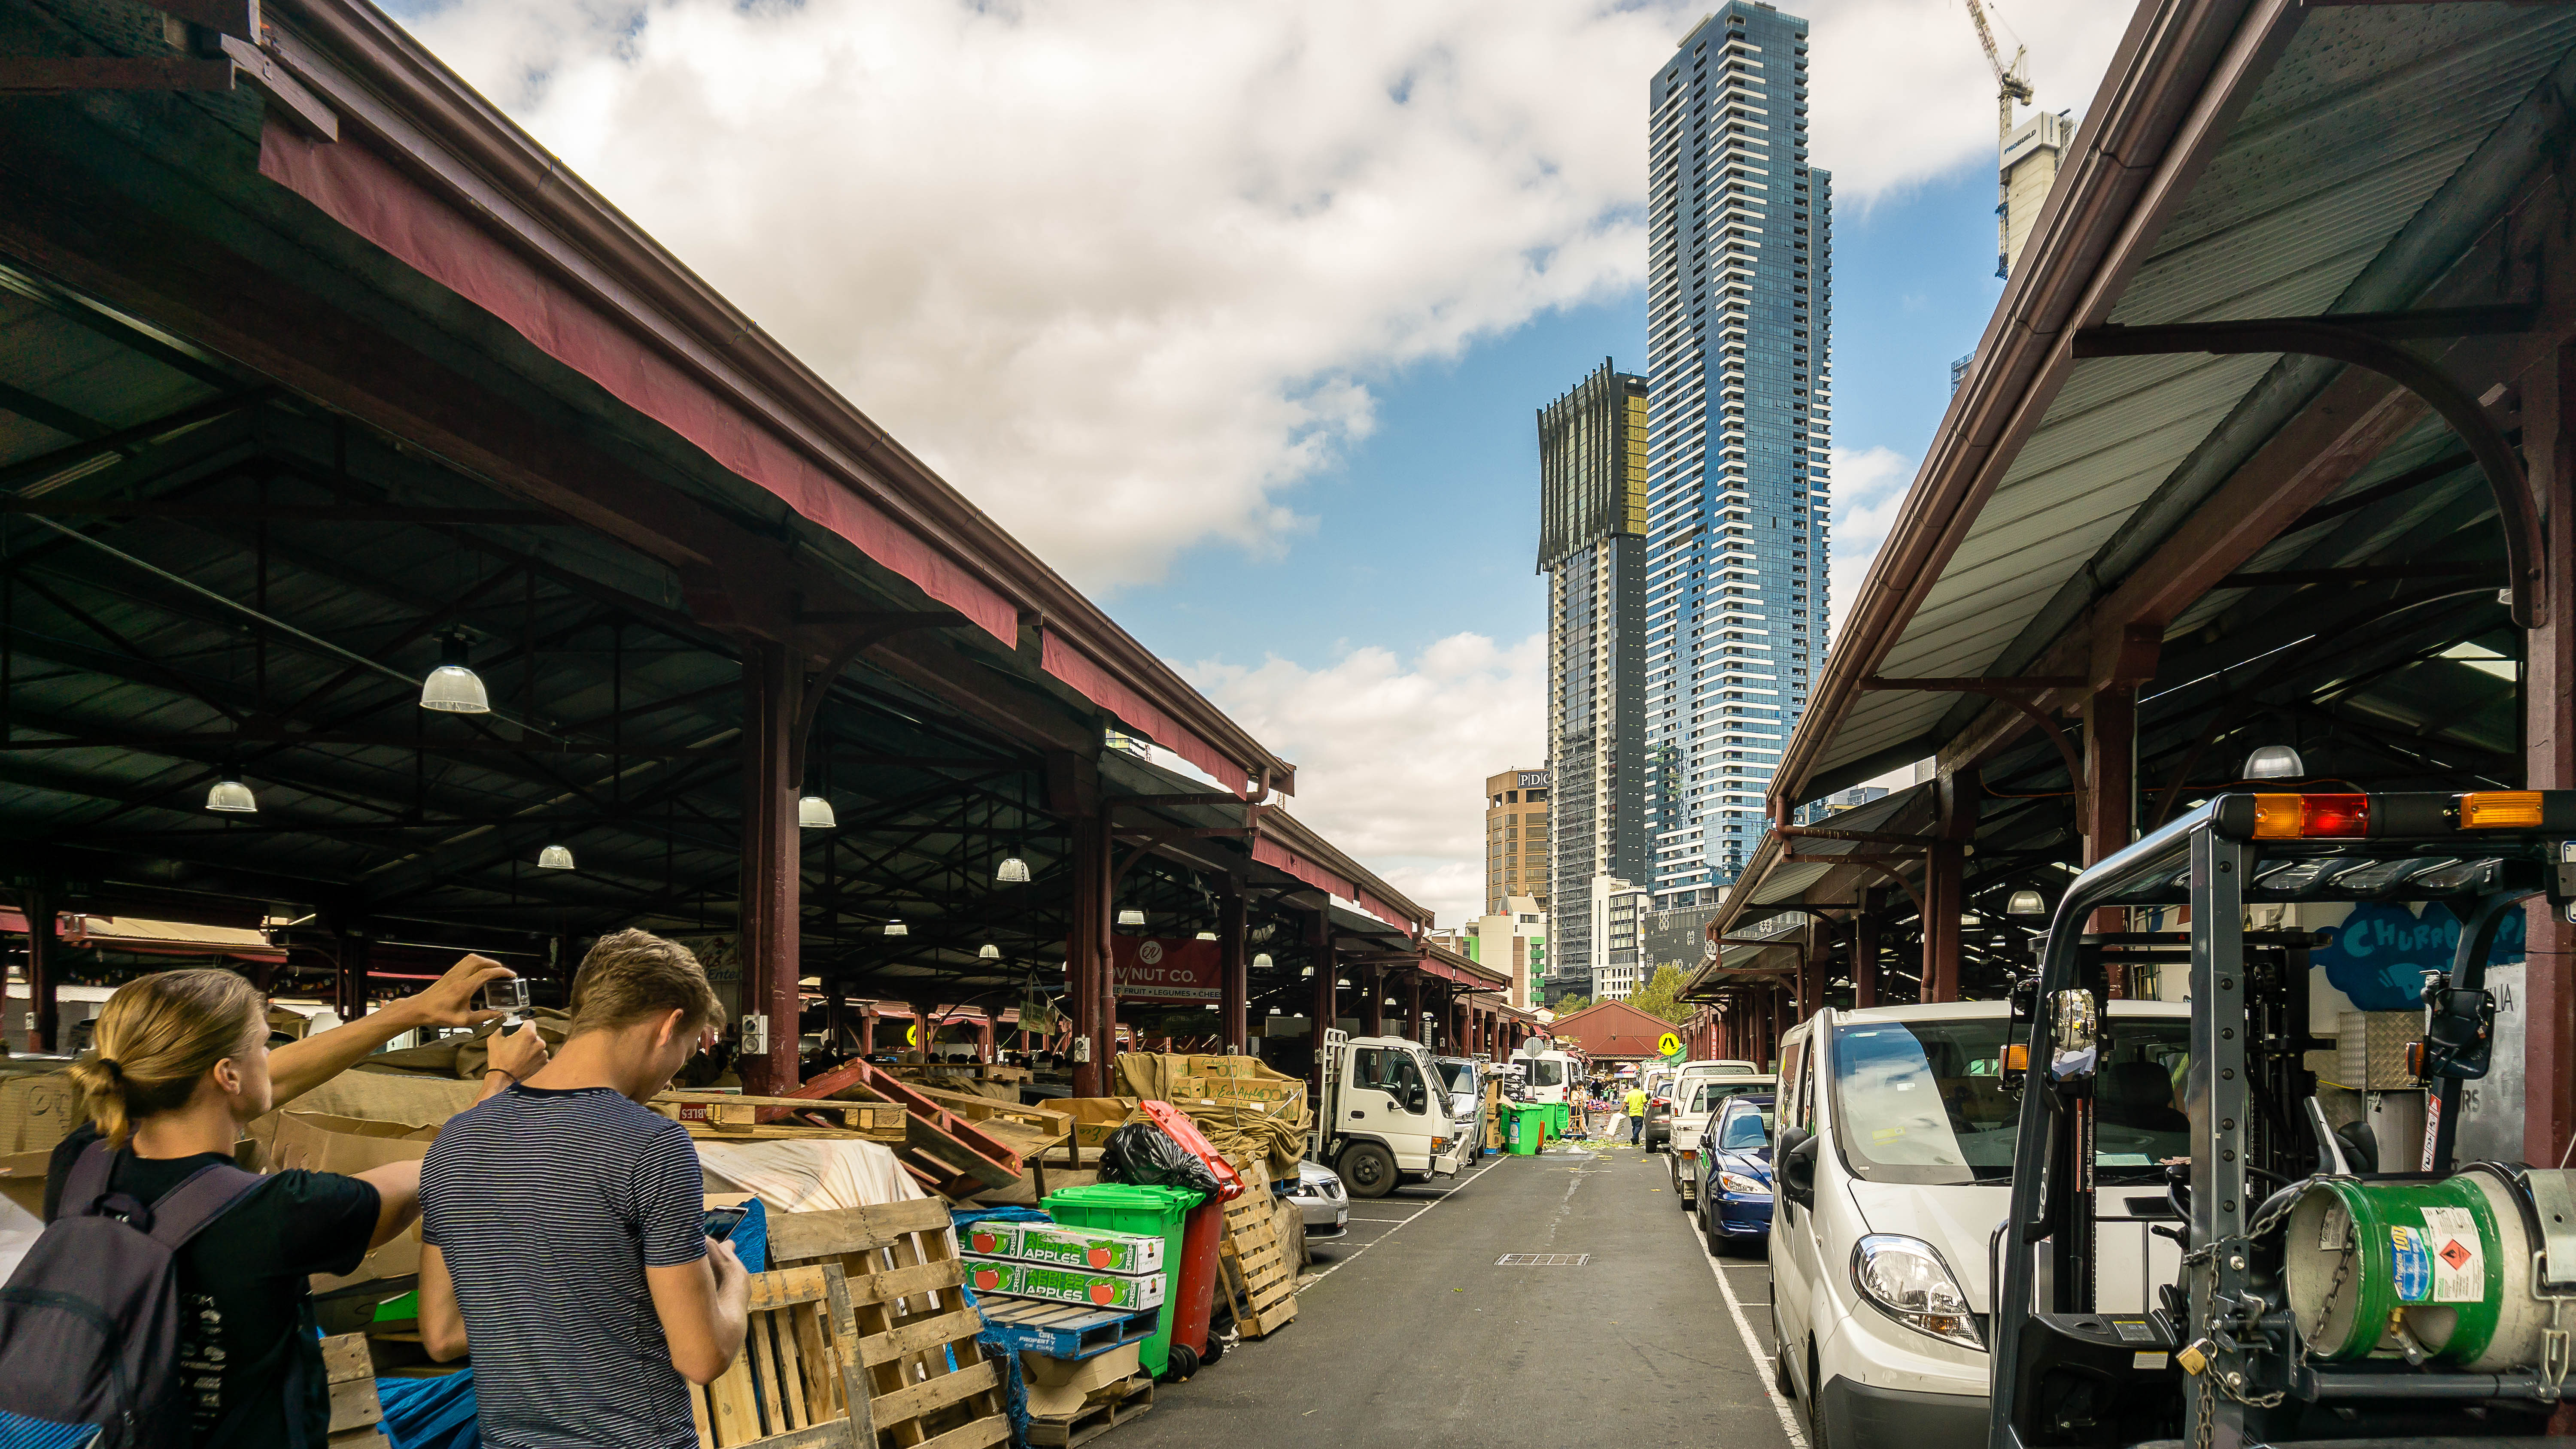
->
left=21, top=890, right=54, bottom=1053
left=824, top=986, right=847, bottom=1055
left=333, top=932, right=367, bottom=1022
left=738, top=640, right=801, bottom=1096
left=2526, top=341, right=2576, bottom=1173
left=1307, top=909, right=1335, bottom=1098
left=1361, top=964, right=1383, bottom=1037
left=1406, top=972, right=1424, bottom=1046
left=1068, top=810, right=1109, bottom=1097
left=1923, top=771, right=1976, bottom=1003
left=1853, top=891, right=1883, bottom=1009
left=1218, top=883, right=1248, bottom=1053
left=2084, top=683, right=2140, bottom=994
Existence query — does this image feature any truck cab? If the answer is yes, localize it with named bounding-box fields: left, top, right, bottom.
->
left=1314, top=1031, right=1461, bottom=1198
left=1510, top=1047, right=1577, bottom=1106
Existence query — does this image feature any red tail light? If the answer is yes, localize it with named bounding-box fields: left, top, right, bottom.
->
left=2250, top=793, right=2369, bottom=839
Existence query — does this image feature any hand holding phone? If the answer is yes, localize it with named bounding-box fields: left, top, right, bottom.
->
left=702, top=1205, right=748, bottom=1242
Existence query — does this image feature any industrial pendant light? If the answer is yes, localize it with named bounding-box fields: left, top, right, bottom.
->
left=419, top=631, right=491, bottom=714
left=1116, top=908, right=1145, bottom=927
left=978, top=943, right=1001, bottom=960
left=1194, top=930, right=1218, bottom=942
left=1252, top=952, right=1274, bottom=969
left=2242, top=744, right=2306, bottom=780
left=797, top=793, right=837, bottom=828
left=536, top=843, right=575, bottom=870
left=884, top=919, right=908, bottom=937
left=995, top=856, right=1031, bottom=884
left=205, top=771, right=258, bottom=813
left=2006, top=889, right=2047, bottom=916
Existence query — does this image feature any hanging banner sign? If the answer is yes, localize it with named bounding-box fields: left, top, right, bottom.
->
left=1110, top=937, right=1223, bottom=1002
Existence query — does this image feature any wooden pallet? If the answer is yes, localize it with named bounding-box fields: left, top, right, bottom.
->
left=769, top=1198, right=1010, bottom=1449
left=654, top=1092, right=907, bottom=1141
left=1216, top=1195, right=1297, bottom=1338
left=321, top=1331, right=385, bottom=1447
left=688, top=1264, right=869, bottom=1449
left=1024, top=1375, right=1153, bottom=1449
left=979, top=1297, right=1160, bottom=1360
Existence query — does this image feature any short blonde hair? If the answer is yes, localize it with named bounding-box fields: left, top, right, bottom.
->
left=568, top=929, right=724, bottom=1037
left=67, top=970, right=265, bottom=1149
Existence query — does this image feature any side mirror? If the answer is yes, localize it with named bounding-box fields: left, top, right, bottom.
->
left=1777, top=1126, right=1818, bottom=1209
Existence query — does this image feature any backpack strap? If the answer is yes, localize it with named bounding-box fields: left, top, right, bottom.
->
left=53, top=1139, right=117, bottom=1222
left=141, top=1161, right=272, bottom=1250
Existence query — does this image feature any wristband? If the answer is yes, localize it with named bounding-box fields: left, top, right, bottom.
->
left=484, top=1067, right=519, bottom=1083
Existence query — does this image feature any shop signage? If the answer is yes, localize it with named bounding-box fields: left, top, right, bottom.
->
left=2314, top=901, right=2523, bottom=1012
left=1110, top=937, right=1222, bottom=1001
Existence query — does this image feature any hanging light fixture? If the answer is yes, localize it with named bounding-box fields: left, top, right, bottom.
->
left=205, top=771, right=258, bottom=813
left=1300, top=965, right=1315, bottom=979
left=797, top=793, right=837, bottom=829
left=1194, top=930, right=1218, bottom=942
left=1116, top=908, right=1146, bottom=927
left=2006, top=889, right=2046, bottom=916
left=995, top=856, right=1031, bottom=884
left=977, top=943, right=1001, bottom=960
left=1252, top=952, right=1274, bottom=970
left=536, top=844, right=575, bottom=870
left=418, top=631, right=491, bottom=714
left=884, top=919, right=908, bottom=937
left=2243, top=744, right=2306, bottom=780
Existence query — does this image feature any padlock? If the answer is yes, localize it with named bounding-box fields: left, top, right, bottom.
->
left=2176, top=1338, right=2216, bottom=1376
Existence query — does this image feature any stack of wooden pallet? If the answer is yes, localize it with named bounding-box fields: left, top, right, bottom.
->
left=653, top=1091, right=907, bottom=1143
left=1025, top=1373, right=1153, bottom=1449
left=1216, top=1191, right=1297, bottom=1338
left=321, top=1333, right=386, bottom=1448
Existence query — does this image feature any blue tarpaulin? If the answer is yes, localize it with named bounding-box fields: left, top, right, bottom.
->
left=950, top=1206, right=1046, bottom=1445
left=375, top=1370, right=477, bottom=1449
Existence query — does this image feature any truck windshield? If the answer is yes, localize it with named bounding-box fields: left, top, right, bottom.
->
left=1829, top=1017, right=2189, bottom=1185
left=1525, top=1058, right=1564, bottom=1088
left=1436, top=1061, right=1477, bottom=1095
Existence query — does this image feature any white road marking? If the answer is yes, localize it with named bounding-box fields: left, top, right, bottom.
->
left=1293, top=1163, right=1495, bottom=1289
left=1698, top=1231, right=1809, bottom=1449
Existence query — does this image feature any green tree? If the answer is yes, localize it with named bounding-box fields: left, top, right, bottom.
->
left=1626, top=963, right=1691, bottom=1025
left=1552, top=994, right=1592, bottom=1015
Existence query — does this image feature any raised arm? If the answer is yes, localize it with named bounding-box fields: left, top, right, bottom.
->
left=268, top=955, right=513, bottom=1109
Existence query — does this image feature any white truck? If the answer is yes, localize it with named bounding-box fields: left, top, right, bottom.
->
left=1312, top=1030, right=1462, bottom=1198
left=1508, top=1046, right=1579, bottom=1106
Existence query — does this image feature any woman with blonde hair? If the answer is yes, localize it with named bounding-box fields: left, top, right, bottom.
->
left=25, top=955, right=546, bottom=1446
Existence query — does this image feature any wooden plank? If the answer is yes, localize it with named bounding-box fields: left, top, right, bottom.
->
left=325, top=1377, right=383, bottom=1434
left=787, top=1059, right=1025, bottom=1182
left=746, top=1265, right=830, bottom=1311
left=866, top=1358, right=1000, bottom=1427
left=690, top=1382, right=713, bottom=1449
left=793, top=1293, right=840, bottom=1420
left=856, top=1307, right=986, bottom=1368
left=824, top=1264, right=876, bottom=1448
left=768, top=1199, right=951, bottom=1264
left=709, top=1353, right=762, bottom=1448
left=843, top=1258, right=961, bottom=1307
left=319, top=1332, right=373, bottom=1385
left=907, top=1413, right=1013, bottom=1449
left=748, top=1310, right=789, bottom=1437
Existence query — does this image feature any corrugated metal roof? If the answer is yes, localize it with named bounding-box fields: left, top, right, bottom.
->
left=1801, top=5, right=2576, bottom=793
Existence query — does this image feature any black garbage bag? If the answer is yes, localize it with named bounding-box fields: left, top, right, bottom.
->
left=1099, top=1121, right=1222, bottom=1197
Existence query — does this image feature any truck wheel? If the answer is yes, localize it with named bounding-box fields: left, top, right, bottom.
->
left=1338, top=1142, right=1399, bottom=1198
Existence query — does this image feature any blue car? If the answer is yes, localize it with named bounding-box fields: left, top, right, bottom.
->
left=1695, top=1093, right=1776, bottom=1255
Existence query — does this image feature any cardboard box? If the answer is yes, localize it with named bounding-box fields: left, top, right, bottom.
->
left=1021, top=1343, right=1142, bottom=1418
left=961, top=1219, right=1163, bottom=1274
left=264, top=1112, right=440, bottom=1293
left=0, top=1147, right=49, bottom=1219
left=0, top=1073, right=82, bottom=1155
left=964, top=1256, right=1164, bottom=1311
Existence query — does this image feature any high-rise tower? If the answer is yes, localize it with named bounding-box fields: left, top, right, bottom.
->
left=1537, top=361, right=1650, bottom=998
left=1643, top=3, right=1834, bottom=909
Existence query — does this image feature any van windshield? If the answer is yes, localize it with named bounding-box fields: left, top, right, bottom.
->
left=1829, top=1017, right=2190, bottom=1185
left=1525, top=1058, right=1564, bottom=1088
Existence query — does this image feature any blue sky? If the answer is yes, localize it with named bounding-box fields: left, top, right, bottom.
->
left=1109, top=165, right=2011, bottom=672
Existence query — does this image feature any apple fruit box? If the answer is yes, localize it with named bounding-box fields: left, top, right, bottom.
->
left=962, top=1255, right=1165, bottom=1311
left=960, top=1219, right=1165, bottom=1275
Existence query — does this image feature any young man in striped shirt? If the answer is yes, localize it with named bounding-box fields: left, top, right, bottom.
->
left=418, top=929, right=749, bottom=1449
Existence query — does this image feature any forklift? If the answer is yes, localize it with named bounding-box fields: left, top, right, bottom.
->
left=1990, top=790, right=2576, bottom=1449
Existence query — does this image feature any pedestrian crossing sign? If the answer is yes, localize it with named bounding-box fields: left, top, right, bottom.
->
left=1657, top=1032, right=1682, bottom=1058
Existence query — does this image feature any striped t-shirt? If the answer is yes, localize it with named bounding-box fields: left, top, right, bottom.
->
left=422, top=1084, right=707, bottom=1449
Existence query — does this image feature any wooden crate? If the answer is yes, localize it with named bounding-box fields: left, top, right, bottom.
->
left=321, top=1332, right=385, bottom=1447
left=687, top=1264, right=867, bottom=1449
left=654, top=1092, right=906, bottom=1141
left=769, top=1198, right=1010, bottom=1449
left=1216, top=1194, right=1297, bottom=1338
left=1024, top=1373, right=1152, bottom=1449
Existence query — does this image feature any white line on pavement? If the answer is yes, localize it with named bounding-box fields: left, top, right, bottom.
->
left=1294, top=1164, right=1495, bottom=1289
left=1699, top=1234, right=1809, bottom=1449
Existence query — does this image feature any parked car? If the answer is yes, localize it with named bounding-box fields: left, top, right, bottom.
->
left=1281, top=1158, right=1348, bottom=1266
left=1431, top=1056, right=1487, bottom=1158
left=1692, top=1094, right=1776, bottom=1253
left=1645, top=1060, right=1764, bottom=1152
left=1768, top=1000, right=2187, bottom=1449
left=1666, top=1073, right=1777, bottom=1199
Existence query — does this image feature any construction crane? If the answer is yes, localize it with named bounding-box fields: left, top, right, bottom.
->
left=1966, top=0, right=2033, bottom=277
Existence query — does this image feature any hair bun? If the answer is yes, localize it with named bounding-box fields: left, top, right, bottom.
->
left=95, top=1057, right=122, bottom=1078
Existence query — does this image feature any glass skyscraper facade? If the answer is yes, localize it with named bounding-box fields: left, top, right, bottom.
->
left=1643, top=2, right=1834, bottom=909
left=1536, top=361, right=1649, bottom=997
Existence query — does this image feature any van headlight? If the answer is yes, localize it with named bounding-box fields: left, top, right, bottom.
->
left=1851, top=1234, right=1983, bottom=1349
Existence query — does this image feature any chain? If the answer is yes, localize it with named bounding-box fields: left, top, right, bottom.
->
left=2184, top=1176, right=2327, bottom=1436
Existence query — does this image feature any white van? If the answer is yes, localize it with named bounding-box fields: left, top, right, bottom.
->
left=1510, top=1047, right=1577, bottom=1106
left=1315, top=1032, right=1462, bottom=1198
left=1768, top=1000, right=2187, bottom=1449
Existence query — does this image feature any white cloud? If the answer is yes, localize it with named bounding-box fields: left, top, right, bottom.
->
left=389, top=0, right=2129, bottom=592
left=1183, top=632, right=1545, bottom=925
left=1825, top=443, right=1915, bottom=646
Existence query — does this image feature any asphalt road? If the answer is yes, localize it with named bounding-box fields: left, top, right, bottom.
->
left=1120, top=1138, right=1804, bottom=1449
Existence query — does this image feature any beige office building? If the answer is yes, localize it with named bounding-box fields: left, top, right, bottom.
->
left=1484, top=768, right=1550, bottom=915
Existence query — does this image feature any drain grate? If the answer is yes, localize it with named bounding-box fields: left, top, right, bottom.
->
left=1495, top=1253, right=1590, bottom=1267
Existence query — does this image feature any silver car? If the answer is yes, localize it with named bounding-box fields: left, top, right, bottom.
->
left=1282, top=1158, right=1347, bottom=1264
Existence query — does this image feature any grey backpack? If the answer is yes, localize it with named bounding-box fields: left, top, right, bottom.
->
left=0, top=1141, right=270, bottom=1448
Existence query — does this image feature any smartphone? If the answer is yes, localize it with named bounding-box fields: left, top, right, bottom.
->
left=481, top=977, right=531, bottom=1018
left=702, top=1205, right=748, bottom=1242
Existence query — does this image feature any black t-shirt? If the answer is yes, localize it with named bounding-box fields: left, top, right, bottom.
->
left=46, top=1124, right=381, bottom=1448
